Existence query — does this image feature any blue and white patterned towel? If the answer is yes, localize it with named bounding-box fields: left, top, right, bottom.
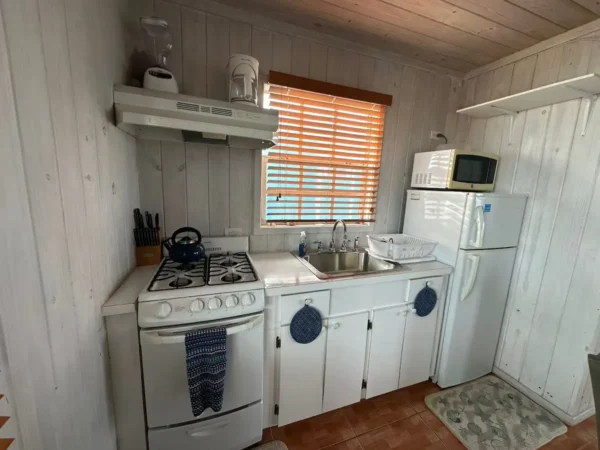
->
left=185, top=328, right=227, bottom=416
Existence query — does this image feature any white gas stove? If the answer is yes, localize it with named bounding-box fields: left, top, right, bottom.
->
left=138, top=236, right=264, bottom=328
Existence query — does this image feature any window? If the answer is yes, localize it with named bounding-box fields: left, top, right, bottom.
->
left=261, top=73, right=390, bottom=226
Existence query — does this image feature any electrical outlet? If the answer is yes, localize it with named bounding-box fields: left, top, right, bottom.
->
left=430, top=130, right=443, bottom=140
left=225, top=228, right=243, bottom=236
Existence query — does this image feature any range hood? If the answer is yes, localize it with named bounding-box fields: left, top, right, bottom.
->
left=114, top=85, right=278, bottom=149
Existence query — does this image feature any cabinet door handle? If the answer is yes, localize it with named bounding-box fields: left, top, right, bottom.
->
left=331, top=322, right=340, bottom=330
left=304, top=298, right=313, bottom=305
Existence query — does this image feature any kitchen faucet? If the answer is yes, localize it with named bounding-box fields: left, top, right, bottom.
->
left=330, top=219, right=348, bottom=252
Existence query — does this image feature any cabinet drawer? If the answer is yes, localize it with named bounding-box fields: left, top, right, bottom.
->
left=280, top=290, right=330, bottom=325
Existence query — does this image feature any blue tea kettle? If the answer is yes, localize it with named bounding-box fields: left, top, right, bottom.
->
left=162, top=227, right=205, bottom=263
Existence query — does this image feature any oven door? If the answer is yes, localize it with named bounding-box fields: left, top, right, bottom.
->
left=447, top=152, right=498, bottom=192
left=140, top=313, right=264, bottom=428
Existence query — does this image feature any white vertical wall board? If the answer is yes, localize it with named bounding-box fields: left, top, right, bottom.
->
left=455, top=78, right=475, bottom=144
left=181, top=8, right=207, bottom=96
left=543, top=164, right=600, bottom=411
left=155, top=1, right=183, bottom=87
left=571, top=374, right=594, bottom=416
left=230, top=20, right=252, bottom=55
left=358, top=54, right=376, bottom=90
left=249, top=234, right=268, bottom=252
left=137, top=140, right=165, bottom=222
left=531, top=46, right=564, bottom=88
left=309, top=42, right=328, bottom=82
left=497, top=106, right=550, bottom=379
left=522, top=99, right=600, bottom=399
left=508, top=100, right=578, bottom=395
left=443, top=78, right=462, bottom=144
left=557, top=39, right=593, bottom=81
left=185, top=143, right=210, bottom=236
left=0, top=7, right=54, bottom=448
left=229, top=149, right=254, bottom=235
left=372, top=60, right=396, bottom=233
left=509, top=55, right=537, bottom=95
left=291, top=38, right=311, bottom=77
left=586, top=31, right=600, bottom=73
left=206, top=14, right=230, bottom=101
left=161, top=142, right=188, bottom=237
left=386, top=66, right=417, bottom=234
left=251, top=26, right=272, bottom=107
left=430, top=76, right=451, bottom=151
left=482, top=66, right=514, bottom=155
left=208, top=146, right=231, bottom=236
left=272, top=33, right=292, bottom=74
left=493, top=113, right=526, bottom=194
left=469, top=71, right=492, bottom=149
left=327, top=47, right=360, bottom=87
left=490, top=65, right=514, bottom=99
left=267, top=234, right=285, bottom=252
left=1, top=2, right=86, bottom=449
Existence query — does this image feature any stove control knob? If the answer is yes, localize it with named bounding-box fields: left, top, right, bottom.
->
left=241, top=293, right=256, bottom=306
left=225, top=295, right=239, bottom=308
left=190, top=299, right=205, bottom=313
left=154, top=301, right=172, bottom=319
left=208, top=297, right=222, bottom=310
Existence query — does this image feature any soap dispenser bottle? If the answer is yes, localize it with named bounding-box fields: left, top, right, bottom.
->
left=298, top=231, right=307, bottom=257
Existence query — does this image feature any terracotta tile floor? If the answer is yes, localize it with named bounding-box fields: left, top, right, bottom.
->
left=259, top=381, right=599, bottom=450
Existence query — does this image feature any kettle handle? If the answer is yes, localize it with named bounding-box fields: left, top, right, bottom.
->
left=172, top=227, right=202, bottom=242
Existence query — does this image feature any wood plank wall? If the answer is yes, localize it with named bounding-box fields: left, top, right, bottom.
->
left=0, top=0, right=139, bottom=448
left=131, top=0, right=452, bottom=251
left=445, top=30, right=600, bottom=418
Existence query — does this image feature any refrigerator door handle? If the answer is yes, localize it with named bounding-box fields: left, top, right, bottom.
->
left=461, top=254, right=480, bottom=302
left=469, top=206, right=486, bottom=248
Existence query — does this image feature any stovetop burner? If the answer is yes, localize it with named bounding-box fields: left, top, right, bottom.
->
left=147, top=252, right=258, bottom=291
left=169, top=277, right=193, bottom=288
left=208, top=252, right=258, bottom=285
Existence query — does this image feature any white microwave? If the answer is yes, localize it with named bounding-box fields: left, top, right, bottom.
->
left=411, top=149, right=499, bottom=192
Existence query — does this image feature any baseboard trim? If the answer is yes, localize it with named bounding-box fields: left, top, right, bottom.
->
left=492, top=367, right=595, bottom=426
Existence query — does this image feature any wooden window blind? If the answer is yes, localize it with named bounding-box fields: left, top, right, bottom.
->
left=262, top=82, right=386, bottom=225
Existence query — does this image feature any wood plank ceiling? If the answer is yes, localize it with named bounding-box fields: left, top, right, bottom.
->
left=207, top=0, right=600, bottom=73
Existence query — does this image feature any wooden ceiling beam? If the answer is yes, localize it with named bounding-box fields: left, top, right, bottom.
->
left=572, top=0, right=600, bottom=15
left=444, top=0, right=567, bottom=40
left=506, top=0, right=598, bottom=29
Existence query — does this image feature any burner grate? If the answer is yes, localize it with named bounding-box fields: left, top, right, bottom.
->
left=207, top=252, right=258, bottom=285
left=148, top=257, right=207, bottom=291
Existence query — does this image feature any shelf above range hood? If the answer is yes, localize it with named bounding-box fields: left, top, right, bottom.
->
left=114, top=85, right=278, bottom=149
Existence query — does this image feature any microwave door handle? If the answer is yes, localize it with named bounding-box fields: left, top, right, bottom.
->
left=141, top=314, right=264, bottom=345
left=460, top=254, right=480, bottom=302
left=469, top=206, right=485, bottom=248
left=188, top=418, right=230, bottom=437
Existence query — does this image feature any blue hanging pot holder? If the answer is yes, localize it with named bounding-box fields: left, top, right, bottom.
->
left=290, top=305, right=323, bottom=344
left=414, top=285, right=437, bottom=317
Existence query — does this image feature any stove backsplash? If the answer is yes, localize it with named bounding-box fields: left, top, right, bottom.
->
left=138, top=140, right=375, bottom=253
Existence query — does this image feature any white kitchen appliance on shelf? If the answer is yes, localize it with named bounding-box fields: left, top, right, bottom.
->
left=138, top=237, right=265, bottom=450
left=403, top=190, right=527, bottom=388
left=140, top=16, right=179, bottom=93
left=227, top=54, right=259, bottom=106
left=411, top=149, right=499, bottom=192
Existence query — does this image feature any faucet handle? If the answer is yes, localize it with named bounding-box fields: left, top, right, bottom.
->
left=312, top=240, right=323, bottom=253
left=329, top=240, right=336, bottom=252
left=354, top=236, right=360, bottom=251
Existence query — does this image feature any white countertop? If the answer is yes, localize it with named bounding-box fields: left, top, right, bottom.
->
left=251, top=252, right=453, bottom=296
left=102, top=253, right=453, bottom=315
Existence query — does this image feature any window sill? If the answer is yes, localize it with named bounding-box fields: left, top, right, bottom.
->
left=253, top=223, right=375, bottom=235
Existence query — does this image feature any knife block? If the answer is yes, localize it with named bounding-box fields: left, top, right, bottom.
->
left=135, top=229, right=162, bottom=266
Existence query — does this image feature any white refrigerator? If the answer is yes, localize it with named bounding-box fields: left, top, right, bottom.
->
left=403, top=190, right=527, bottom=388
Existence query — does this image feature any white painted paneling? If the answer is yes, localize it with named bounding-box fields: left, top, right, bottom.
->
left=161, top=142, right=188, bottom=237
left=0, top=0, right=139, bottom=448
left=447, top=33, right=600, bottom=420
left=134, top=3, right=451, bottom=241
left=185, top=143, right=210, bottom=236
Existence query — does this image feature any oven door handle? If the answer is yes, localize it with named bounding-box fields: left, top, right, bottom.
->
left=141, top=314, right=264, bottom=345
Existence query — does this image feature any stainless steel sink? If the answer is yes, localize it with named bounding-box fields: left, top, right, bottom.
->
left=294, top=250, right=408, bottom=279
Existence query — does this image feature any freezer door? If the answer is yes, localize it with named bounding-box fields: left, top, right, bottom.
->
left=460, top=194, right=527, bottom=250
left=436, top=247, right=517, bottom=388
left=403, top=190, right=468, bottom=265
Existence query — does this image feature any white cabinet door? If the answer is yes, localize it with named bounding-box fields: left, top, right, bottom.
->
left=366, top=306, right=407, bottom=399
left=322, top=312, right=369, bottom=412
left=278, top=324, right=327, bottom=426
left=399, top=277, right=444, bottom=389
